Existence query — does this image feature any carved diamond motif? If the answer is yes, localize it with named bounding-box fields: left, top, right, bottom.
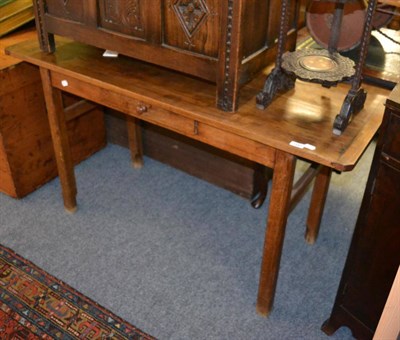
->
left=173, top=0, right=209, bottom=38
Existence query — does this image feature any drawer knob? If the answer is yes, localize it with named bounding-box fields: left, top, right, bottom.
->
left=136, top=104, right=149, bottom=114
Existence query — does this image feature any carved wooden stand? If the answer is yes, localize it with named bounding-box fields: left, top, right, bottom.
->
left=256, top=0, right=295, bottom=110
left=257, top=0, right=378, bottom=135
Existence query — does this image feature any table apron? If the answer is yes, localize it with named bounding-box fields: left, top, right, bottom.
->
left=50, top=70, right=276, bottom=168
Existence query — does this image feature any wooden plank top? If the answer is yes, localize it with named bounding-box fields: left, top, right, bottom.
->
left=6, top=38, right=391, bottom=171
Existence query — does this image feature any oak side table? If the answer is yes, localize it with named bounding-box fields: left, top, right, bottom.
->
left=6, top=38, right=390, bottom=316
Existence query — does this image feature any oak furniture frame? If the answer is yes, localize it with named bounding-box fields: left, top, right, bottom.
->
left=6, top=38, right=389, bottom=316
left=31, top=0, right=300, bottom=112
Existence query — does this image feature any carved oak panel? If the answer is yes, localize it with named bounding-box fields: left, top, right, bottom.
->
left=98, top=0, right=145, bottom=39
left=163, top=0, right=220, bottom=58
left=45, top=0, right=84, bottom=23
left=241, top=0, right=270, bottom=60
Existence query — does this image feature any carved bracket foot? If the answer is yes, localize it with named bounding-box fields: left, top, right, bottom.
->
left=250, top=167, right=273, bottom=209
left=251, top=187, right=268, bottom=209
left=256, top=68, right=296, bottom=110
left=333, top=88, right=367, bottom=135
left=321, top=318, right=341, bottom=336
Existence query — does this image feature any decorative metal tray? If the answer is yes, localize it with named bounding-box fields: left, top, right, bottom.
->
left=282, top=48, right=356, bottom=85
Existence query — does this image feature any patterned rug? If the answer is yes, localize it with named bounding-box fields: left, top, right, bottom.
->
left=0, top=244, right=155, bottom=339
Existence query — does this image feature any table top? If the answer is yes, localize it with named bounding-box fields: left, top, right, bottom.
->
left=5, top=38, right=391, bottom=171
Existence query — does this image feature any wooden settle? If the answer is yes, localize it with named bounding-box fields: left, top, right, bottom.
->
left=32, top=0, right=300, bottom=111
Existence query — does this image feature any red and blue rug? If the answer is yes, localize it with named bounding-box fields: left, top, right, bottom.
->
left=0, top=244, right=155, bottom=339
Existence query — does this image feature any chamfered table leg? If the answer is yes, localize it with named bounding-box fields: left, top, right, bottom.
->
left=256, top=150, right=296, bottom=316
left=126, top=116, right=144, bottom=168
left=39, top=68, right=77, bottom=212
left=306, top=166, right=332, bottom=244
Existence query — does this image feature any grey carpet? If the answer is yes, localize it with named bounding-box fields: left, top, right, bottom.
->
left=0, top=140, right=376, bottom=339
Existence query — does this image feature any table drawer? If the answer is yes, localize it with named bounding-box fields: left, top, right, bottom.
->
left=50, top=71, right=275, bottom=168
left=50, top=71, right=195, bottom=136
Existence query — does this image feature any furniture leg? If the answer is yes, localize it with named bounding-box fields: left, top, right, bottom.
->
left=126, top=116, right=144, bottom=168
left=250, top=165, right=272, bottom=209
left=306, top=166, right=332, bottom=244
left=39, top=68, right=77, bottom=212
left=256, top=150, right=296, bottom=316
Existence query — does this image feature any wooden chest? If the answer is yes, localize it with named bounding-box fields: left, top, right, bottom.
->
left=0, top=28, right=106, bottom=198
left=32, top=0, right=300, bottom=111
left=322, top=85, right=400, bottom=339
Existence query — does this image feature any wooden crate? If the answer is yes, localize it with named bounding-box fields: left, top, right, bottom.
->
left=105, top=109, right=270, bottom=206
left=0, top=28, right=106, bottom=198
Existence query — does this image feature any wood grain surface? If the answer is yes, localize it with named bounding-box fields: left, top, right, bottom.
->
left=5, top=38, right=390, bottom=171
